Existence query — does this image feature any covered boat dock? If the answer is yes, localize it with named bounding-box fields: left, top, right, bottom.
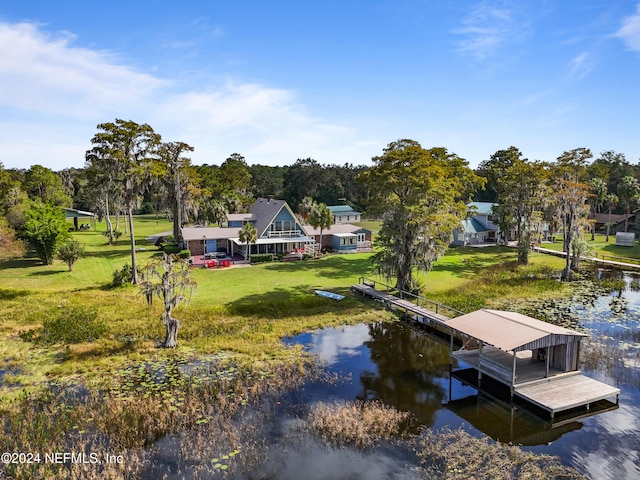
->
left=448, top=309, right=620, bottom=418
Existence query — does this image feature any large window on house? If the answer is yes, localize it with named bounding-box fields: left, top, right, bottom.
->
left=271, top=220, right=295, bottom=232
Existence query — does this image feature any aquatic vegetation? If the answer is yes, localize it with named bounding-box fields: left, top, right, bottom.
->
left=416, top=427, right=584, bottom=480
left=308, top=400, right=413, bottom=448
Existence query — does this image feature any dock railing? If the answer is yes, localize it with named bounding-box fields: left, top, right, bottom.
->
left=357, top=277, right=464, bottom=318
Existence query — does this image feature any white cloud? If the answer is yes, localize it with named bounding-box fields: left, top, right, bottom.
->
left=568, top=51, right=593, bottom=79
left=0, top=21, right=363, bottom=170
left=0, top=22, right=166, bottom=118
left=454, top=1, right=530, bottom=59
left=616, top=3, right=640, bottom=52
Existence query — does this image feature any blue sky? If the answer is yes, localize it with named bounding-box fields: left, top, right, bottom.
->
left=1, top=1, right=640, bottom=171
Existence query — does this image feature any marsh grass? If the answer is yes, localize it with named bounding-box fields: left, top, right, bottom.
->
left=308, top=400, right=413, bottom=448
left=416, top=427, right=584, bottom=480
left=0, top=351, right=318, bottom=479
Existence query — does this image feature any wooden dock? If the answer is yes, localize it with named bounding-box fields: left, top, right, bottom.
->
left=533, top=246, right=640, bottom=271
left=352, top=277, right=621, bottom=419
left=515, top=374, right=620, bottom=417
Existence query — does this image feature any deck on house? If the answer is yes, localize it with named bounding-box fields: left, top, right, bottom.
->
left=352, top=278, right=621, bottom=419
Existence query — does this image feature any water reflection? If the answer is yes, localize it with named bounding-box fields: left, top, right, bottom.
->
left=288, top=277, right=640, bottom=480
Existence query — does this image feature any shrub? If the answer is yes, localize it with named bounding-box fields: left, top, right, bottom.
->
left=250, top=254, right=274, bottom=264
left=57, top=239, right=85, bottom=272
left=111, top=263, right=140, bottom=287
left=178, top=249, right=191, bottom=259
left=162, top=242, right=180, bottom=254
left=38, top=306, right=108, bottom=345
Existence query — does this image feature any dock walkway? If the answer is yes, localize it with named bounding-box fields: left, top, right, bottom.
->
left=352, top=278, right=620, bottom=419
left=533, top=246, right=640, bottom=271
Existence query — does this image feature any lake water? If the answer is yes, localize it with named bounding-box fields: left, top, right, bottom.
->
left=284, top=272, right=640, bottom=480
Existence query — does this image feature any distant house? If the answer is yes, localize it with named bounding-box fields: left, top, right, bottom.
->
left=181, top=198, right=314, bottom=259
left=304, top=223, right=372, bottom=253
left=452, top=202, right=499, bottom=245
left=327, top=205, right=362, bottom=224
left=606, top=209, right=640, bottom=235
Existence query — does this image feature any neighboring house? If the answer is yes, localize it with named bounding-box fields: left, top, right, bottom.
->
left=589, top=213, right=627, bottom=233
left=452, top=202, right=499, bottom=245
left=609, top=209, right=640, bottom=235
left=181, top=197, right=315, bottom=258
left=327, top=205, right=362, bottom=224
left=304, top=223, right=372, bottom=253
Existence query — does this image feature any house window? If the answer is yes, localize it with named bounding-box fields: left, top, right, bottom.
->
left=338, top=216, right=342, bottom=222
left=347, top=216, right=350, bottom=221
left=487, top=215, right=493, bottom=222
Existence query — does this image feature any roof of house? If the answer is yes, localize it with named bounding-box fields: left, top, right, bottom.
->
left=181, top=226, right=241, bottom=241
left=467, top=202, right=496, bottom=216
left=249, top=197, right=306, bottom=237
left=460, top=218, right=490, bottom=234
left=303, top=223, right=370, bottom=236
left=591, top=213, right=630, bottom=224
left=447, top=309, right=586, bottom=352
left=226, top=213, right=255, bottom=222
left=63, top=208, right=95, bottom=218
left=327, top=205, right=360, bottom=215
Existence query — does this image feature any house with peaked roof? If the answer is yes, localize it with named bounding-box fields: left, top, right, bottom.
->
left=452, top=202, right=499, bottom=245
left=304, top=223, right=372, bottom=253
left=181, top=198, right=315, bottom=259
left=327, top=205, right=362, bottom=224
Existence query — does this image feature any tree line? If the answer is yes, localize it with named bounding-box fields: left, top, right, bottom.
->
left=2, top=117, right=640, bottom=288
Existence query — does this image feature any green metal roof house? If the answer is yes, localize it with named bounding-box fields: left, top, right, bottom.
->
left=327, top=205, right=361, bottom=224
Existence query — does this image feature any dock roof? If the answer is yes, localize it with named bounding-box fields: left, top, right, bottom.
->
left=447, top=309, right=586, bottom=351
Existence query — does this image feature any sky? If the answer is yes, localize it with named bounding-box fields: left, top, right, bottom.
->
left=1, top=0, right=640, bottom=172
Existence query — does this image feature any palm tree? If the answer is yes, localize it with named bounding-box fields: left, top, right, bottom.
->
left=604, top=193, right=619, bottom=242
left=618, top=176, right=640, bottom=233
left=238, top=222, right=258, bottom=262
left=309, top=203, right=333, bottom=255
left=298, top=196, right=315, bottom=222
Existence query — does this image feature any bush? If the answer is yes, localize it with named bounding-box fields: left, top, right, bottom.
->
left=162, top=242, right=180, bottom=254
left=250, top=253, right=274, bottom=264
left=34, top=306, right=108, bottom=345
left=178, top=249, right=191, bottom=259
left=111, top=263, right=140, bottom=287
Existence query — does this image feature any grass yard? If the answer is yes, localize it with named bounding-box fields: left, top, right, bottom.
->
left=541, top=233, right=640, bottom=260
left=0, top=216, right=570, bottom=394
left=0, top=216, right=585, bottom=479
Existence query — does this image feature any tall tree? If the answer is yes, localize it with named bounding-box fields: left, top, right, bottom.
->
left=589, top=177, right=608, bottom=240
left=158, top=141, right=196, bottom=244
left=141, top=253, right=196, bottom=348
left=23, top=165, right=72, bottom=207
left=603, top=193, right=619, bottom=242
left=86, top=119, right=162, bottom=283
left=283, top=158, right=323, bottom=209
left=23, top=203, right=69, bottom=265
left=488, top=148, right=548, bottom=264
left=359, top=139, right=483, bottom=292
left=588, top=151, right=635, bottom=202
left=298, top=196, right=316, bottom=222
left=0, top=217, right=25, bottom=261
left=308, top=202, right=333, bottom=255
left=551, top=149, right=593, bottom=280
left=617, top=176, right=640, bottom=233
left=248, top=164, right=287, bottom=199
left=238, top=222, right=258, bottom=262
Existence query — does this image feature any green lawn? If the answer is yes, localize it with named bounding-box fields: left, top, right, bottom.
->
left=0, top=217, right=571, bottom=393
left=541, top=233, right=640, bottom=260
